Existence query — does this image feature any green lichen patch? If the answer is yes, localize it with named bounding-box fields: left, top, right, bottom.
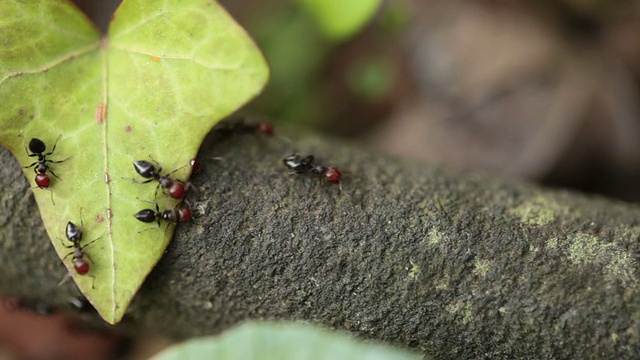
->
left=568, top=233, right=638, bottom=286
left=407, top=260, right=419, bottom=280
left=510, top=195, right=567, bottom=226
left=473, top=259, right=491, bottom=277
left=427, top=227, right=446, bottom=246
left=446, top=300, right=473, bottom=325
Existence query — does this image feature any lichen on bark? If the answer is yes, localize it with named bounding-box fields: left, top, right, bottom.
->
left=1, top=129, right=639, bottom=359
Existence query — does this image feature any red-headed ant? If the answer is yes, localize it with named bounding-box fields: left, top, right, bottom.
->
left=283, top=154, right=342, bottom=184
left=133, top=199, right=192, bottom=233
left=22, top=135, right=67, bottom=188
left=133, top=160, right=187, bottom=199
left=61, top=221, right=99, bottom=276
left=212, top=118, right=275, bottom=137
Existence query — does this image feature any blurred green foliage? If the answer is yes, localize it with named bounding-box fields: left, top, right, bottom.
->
left=296, top=0, right=382, bottom=41
left=242, top=0, right=410, bottom=134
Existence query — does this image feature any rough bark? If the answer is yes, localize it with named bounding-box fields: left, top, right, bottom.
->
left=1, top=129, right=639, bottom=359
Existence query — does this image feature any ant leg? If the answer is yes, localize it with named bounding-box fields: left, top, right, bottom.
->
left=23, top=161, right=38, bottom=170
left=20, top=136, right=37, bottom=158
left=33, top=186, right=55, bottom=206
left=47, top=156, right=70, bottom=164
left=57, top=273, right=72, bottom=287
left=18, top=135, right=35, bottom=157
left=138, top=225, right=160, bottom=234
left=44, top=134, right=62, bottom=156
left=48, top=168, right=62, bottom=180
left=136, top=197, right=158, bottom=207
left=48, top=188, right=55, bottom=206
left=154, top=182, right=161, bottom=200
left=163, top=222, right=173, bottom=235
left=79, top=208, right=85, bottom=229
left=63, top=252, right=74, bottom=262
left=129, top=177, right=154, bottom=184
left=81, top=236, right=102, bottom=251
left=185, top=181, right=198, bottom=193
left=166, top=164, right=188, bottom=177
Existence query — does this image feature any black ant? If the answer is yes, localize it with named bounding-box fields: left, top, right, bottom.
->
left=133, top=160, right=187, bottom=199
left=283, top=154, right=342, bottom=184
left=133, top=199, right=192, bottom=233
left=22, top=135, right=66, bottom=188
left=212, top=118, right=274, bottom=137
left=61, top=221, right=99, bottom=276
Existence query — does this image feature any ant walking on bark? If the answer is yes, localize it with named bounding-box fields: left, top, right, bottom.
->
left=212, top=118, right=275, bottom=137
left=283, top=154, right=342, bottom=184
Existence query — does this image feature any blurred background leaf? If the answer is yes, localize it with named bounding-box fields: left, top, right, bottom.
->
left=296, top=0, right=383, bottom=41
left=151, top=322, right=424, bottom=360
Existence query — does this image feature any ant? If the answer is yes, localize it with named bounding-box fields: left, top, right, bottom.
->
left=212, top=118, right=274, bottom=137
left=133, top=160, right=187, bottom=199
left=133, top=199, right=192, bottom=233
left=22, top=135, right=67, bottom=188
left=61, top=221, right=99, bottom=276
left=283, top=154, right=342, bottom=184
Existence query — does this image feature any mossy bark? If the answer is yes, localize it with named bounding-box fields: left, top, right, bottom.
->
left=1, top=130, right=639, bottom=359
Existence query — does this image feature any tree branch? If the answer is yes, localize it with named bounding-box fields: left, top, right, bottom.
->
left=1, top=129, right=639, bottom=359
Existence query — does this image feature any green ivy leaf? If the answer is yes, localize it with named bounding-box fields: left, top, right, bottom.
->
left=151, top=322, right=425, bottom=360
left=0, top=0, right=269, bottom=324
left=296, top=0, right=382, bottom=41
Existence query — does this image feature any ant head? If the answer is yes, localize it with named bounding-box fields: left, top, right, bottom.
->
left=65, top=222, right=82, bottom=242
left=133, top=160, right=157, bottom=178
left=134, top=209, right=158, bottom=223
left=28, top=138, right=46, bottom=154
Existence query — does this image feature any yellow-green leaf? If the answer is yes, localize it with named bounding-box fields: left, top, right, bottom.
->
left=0, top=0, right=269, bottom=324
